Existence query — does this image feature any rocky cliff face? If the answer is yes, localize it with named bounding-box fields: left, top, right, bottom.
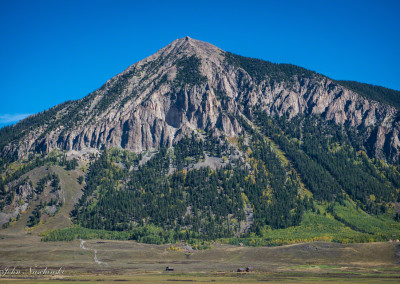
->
left=2, top=37, right=400, bottom=161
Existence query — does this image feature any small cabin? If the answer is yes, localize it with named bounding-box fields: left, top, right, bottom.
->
left=237, top=268, right=245, bottom=272
left=246, top=266, right=253, bottom=272
left=165, top=266, right=174, bottom=271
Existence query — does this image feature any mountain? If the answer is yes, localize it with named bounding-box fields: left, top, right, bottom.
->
left=1, top=37, right=400, bottom=245
left=1, top=36, right=400, bottom=163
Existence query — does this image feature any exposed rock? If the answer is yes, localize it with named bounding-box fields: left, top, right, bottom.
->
left=0, top=179, right=33, bottom=225
left=2, top=37, right=400, bottom=161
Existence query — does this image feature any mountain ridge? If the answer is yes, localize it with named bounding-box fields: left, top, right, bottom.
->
left=1, top=37, right=400, bottom=164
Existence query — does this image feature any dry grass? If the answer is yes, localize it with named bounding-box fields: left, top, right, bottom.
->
left=3, top=165, right=83, bottom=236
left=0, top=233, right=399, bottom=282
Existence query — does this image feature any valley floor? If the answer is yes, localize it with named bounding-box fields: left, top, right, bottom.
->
left=0, top=232, right=399, bottom=283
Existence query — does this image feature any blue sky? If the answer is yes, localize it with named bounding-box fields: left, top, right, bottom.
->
left=1, top=0, right=399, bottom=127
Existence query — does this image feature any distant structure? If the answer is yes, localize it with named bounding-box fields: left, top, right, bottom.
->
left=237, top=266, right=253, bottom=272
left=165, top=266, right=174, bottom=271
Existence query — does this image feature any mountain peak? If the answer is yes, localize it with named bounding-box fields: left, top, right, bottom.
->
left=174, top=36, right=198, bottom=44
left=158, top=36, right=223, bottom=61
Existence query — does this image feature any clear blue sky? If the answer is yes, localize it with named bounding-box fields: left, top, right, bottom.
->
left=1, top=0, right=399, bottom=127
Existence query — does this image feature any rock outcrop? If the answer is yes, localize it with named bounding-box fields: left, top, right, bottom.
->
left=2, top=37, right=400, bottom=161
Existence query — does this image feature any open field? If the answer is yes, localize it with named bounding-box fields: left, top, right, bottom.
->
left=2, top=273, right=400, bottom=284
left=0, top=232, right=400, bottom=283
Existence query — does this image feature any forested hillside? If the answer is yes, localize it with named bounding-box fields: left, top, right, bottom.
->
left=338, top=80, right=400, bottom=110
left=41, top=112, right=400, bottom=245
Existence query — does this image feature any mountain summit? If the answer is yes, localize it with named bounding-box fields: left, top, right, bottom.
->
left=1, top=37, right=400, bottom=162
